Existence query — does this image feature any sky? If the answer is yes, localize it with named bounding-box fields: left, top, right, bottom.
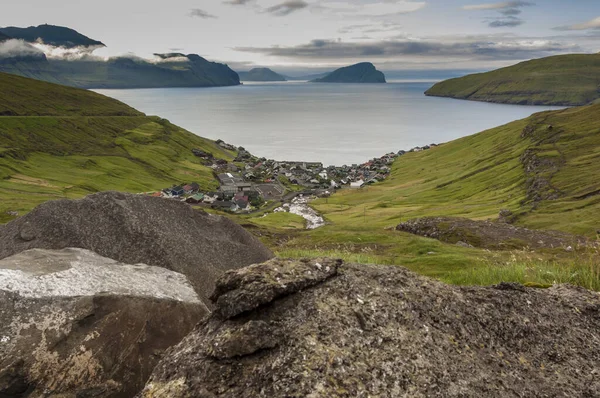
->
left=3, top=0, right=600, bottom=74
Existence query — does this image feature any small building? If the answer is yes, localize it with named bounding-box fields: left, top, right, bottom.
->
left=186, top=193, right=205, bottom=204
left=170, top=186, right=184, bottom=196
left=235, top=198, right=250, bottom=211
left=350, top=180, right=365, bottom=189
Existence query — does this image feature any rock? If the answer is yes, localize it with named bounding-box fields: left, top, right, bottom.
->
left=0, top=248, right=206, bottom=397
left=140, top=258, right=600, bottom=398
left=455, top=240, right=474, bottom=248
left=0, top=191, right=274, bottom=305
left=396, top=216, right=590, bottom=250
left=498, top=209, right=514, bottom=223
left=211, top=257, right=340, bottom=318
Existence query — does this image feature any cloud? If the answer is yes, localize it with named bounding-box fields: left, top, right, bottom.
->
left=0, top=39, right=45, bottom=59
left=223, top=0, right=253, bottom=4
left=463, top=1, right=534, bottom=11
left=314, top=1, right=425, bottom=18
left=463, top=1, right=534, bottom=28
left=265, top=0, right=309, bottom=16
left=488, top=16, right=524, bottom=27
left=234, top=36, right=581, bottom=63
left=555, top=17, right=600, bottom=31
left=189, top=8, right=218, bottom=18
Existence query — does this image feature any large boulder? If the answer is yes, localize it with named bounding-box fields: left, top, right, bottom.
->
left=0, top=191, right=274, bottom=304
left=141, top=258, right=600, bottom=398
left=0, top=248, right=206, bottom=397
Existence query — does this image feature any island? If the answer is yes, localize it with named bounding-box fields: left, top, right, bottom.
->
left=425, top=53, right=600, bottom=106
left=238, top=67, right=287, bottom=82
left=312, top=62, right=386, bottom=83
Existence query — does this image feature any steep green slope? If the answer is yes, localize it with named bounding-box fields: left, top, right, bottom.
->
left=0, top=73, right=235, bottom=222
left=0, top=72, right=141, bottom=116
left=253, top=104, right=600, bottom=287
left=426, top=54, right=600, bottom=106
left=0, top=24, right=104, bottom=48
left=311, top=104, right=600, bottom=235
left=313, top=62, right=386, bottom=83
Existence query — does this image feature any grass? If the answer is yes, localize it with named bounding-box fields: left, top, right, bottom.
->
left=450, top=247, right=600, bottom=291
left=426, top=53, right=600, bottom=106
left=0, top=73, right=235, bottom=222
left=0, top=72, right=141, bottom=116
left=251, top=212, right=307, bottom=230
left=245, top=104, right=600, bottom=290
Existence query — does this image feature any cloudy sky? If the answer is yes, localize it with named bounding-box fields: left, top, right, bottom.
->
left=3, top=0, right=600, bottom=73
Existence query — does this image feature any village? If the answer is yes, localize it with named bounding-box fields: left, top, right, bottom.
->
left=149, top=141, right=440, bottom=213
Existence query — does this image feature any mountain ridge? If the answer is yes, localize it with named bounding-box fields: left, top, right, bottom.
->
left=0, top=24, right=105, bottom=48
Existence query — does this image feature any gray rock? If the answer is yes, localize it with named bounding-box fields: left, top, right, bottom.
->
left=0, top=248, right=206, bottom=397
left=0, top=191, right=274, bottom=305
left=211, top=257, right=340, bottom=318
left=141, top=258, right=600, bottom=398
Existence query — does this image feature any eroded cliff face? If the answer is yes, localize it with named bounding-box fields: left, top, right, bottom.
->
left=141, top=258, right=600, bottom=398
left=0, top=248, right=206, bottom=397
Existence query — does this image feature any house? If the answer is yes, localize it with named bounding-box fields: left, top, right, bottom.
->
left=234, top=198, right=250, bottom=211
left=350, top=180, right=365, bottom=189
left=203, top=195, right=217, bottom=204
left=183, top=184, right=194, bottom=194
left=217, top=173, right=244, bottom=186
left=318, top=171, right=328, bottom=179
left=186, top=193, right=205, bottom=204
left=211, top=200, right=237, bottom=212
left=170, top=186, right=184, bottom=196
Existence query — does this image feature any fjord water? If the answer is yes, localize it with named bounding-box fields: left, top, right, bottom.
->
left=96, top=82, right=562, bottom=166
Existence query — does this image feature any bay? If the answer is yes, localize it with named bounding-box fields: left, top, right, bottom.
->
left=96, top=81, right=562, bottom=166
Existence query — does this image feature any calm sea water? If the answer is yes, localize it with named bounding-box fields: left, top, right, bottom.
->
left=96, top=82, right=562, bottom=166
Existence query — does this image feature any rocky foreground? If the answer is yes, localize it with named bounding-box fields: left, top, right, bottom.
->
left=141, top=258, right=600, bottom=398
left=1, top=192, right=599, bottom=397
left=0, top=192, right=273, bottom=396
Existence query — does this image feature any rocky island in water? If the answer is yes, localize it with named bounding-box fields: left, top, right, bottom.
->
left=312, top=62, right=386, bottom=83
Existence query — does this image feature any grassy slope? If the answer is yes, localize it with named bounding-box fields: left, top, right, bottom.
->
left=248, top=104, right=600, bottom=287
left=426, top=54, right=600, bottom=106
left=0, top=72, right=234, bottom=222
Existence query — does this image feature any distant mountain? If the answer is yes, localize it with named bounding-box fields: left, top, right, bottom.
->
left=0, top=51, right=241, bottom=89
left=0, top=24, right=105, bottom=48
left=312, top=63, right=386, bottom=83
left=425, top=54, right=600, bottom=106
left=0, top=32, right=10, bottom=42
left=286, top=72, right=330, bottom=81
left=238, top=68, right=286, bottom=82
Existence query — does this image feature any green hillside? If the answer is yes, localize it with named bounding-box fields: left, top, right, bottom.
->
left=426, top=54, right=600, bottom=106
left=252, top=104, right=600, bottom=289
left=0, top=72, right=235, bottom=223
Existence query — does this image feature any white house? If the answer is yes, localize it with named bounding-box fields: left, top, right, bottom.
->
left=350, top=180, right=365, bottom=189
